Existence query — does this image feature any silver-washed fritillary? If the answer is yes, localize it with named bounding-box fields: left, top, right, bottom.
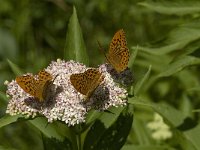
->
left=102, top=29, right=130, bottom=73
left=16, top=70, right=53, bottom=102
left=70, top=69, right=104, bottom=101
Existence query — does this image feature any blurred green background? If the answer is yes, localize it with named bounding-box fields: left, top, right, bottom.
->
left=0, top=0, right=176, bottom=86
left=1, top=0, right=200, bottom=149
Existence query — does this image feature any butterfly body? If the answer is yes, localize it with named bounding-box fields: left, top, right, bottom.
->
left=16, top=70, right=53, bottom=102
left=70, top=69, right=104, bottom=101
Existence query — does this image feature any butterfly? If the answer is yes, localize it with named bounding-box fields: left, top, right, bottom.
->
left=99, top=29, right=130, bottom=73
left=70, top=68, right=104, bottom=101
left=16, top=70, right=53, bottom=102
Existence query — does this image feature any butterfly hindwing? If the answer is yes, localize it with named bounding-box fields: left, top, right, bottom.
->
left=35, top=70, right=53, bottom=101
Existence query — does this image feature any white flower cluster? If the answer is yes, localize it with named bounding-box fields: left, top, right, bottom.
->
left=147, top=113, right=172, bottom=140
left=6, top=59, right=129, bottom=126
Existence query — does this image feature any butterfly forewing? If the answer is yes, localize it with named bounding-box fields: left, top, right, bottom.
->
left=70, top=69, right=104, bottom=100
left=109, top=29, right=127, bottom=51
left=107, top=29, right=130, bottom=72
left=16, top=75, right=37, bottom=97
left=70, top=73, right=88, bottom=95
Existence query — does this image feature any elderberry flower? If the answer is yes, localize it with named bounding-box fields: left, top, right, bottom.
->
left=147, top=113, right=172, bottom=140
left=6, top=59, right=129, bottom=126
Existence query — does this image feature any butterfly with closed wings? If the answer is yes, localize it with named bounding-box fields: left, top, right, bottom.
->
left=99, top=29, right=130, bottom=73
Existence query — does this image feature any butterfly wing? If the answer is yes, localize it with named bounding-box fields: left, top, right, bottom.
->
left=84, top=69, right=104, bottom=99
left=70, top=72, right=88, bottom=96
left=70, top=69, right=104, bottom=100
left=107, top=29, right=130, bottom=72
left=16, top=75, right=37, bottom=97
left=35, top=70, right=53, bottom=102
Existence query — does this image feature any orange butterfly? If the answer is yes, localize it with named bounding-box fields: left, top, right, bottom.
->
left=70, top=69, right=104, bottom=101
left=16, top=70, right=53, bottom=102
left=99, top=29, right=130, bottom=73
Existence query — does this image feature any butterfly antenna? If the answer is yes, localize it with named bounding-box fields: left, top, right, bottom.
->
left=52, top=74, right=59, bottom=82
left=97, top=40, right=109, bottom=62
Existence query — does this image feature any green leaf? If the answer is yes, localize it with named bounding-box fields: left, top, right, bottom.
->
left=139, top=1, right=200, bottom=16
left=0, top=28, right=18, bottom=60
left=134, top=65, right=151, bottom=96
left=84, top=106, right=125, bottom=145
left=98, top=106, right=125, bottom=128
left=7, top=59, right=23, bottom=75
left=132, top=117, right=152, bottom=145
left=128, top=97, right=185, bottom=127
left=0, top=115, right=65, bottom=142
left=85, top=110, right=102, bottom=125
left=0, top=115, right=23, bottom=128
left=128, top=98, right=200, bottom=149
left=64, top=6, right=89, bottom=66
left=0, top=91, right=8, bottom=103
left=29, top=117, right=64, bottom=141
left=42, top=136, right=73, bottom=150
left=134, top=51, right=171, bottom=73
left=179, top=94, right=193, bottom=117
left=129, top=46, right=139, bottom=68
left=184, top=124, right=200, bottom=150
left=122, top=145, right=176, bottom=150
left=157, top=56, right=200, bottom=78
left=83, top=106, right=133, bottom=150
left=0, top=146, right=17, bottom=150
left=85, top=107, right=124, bottom=128
left=134, top=24, right=200, bottom=55
left=135, top=42, right=190, bottom=55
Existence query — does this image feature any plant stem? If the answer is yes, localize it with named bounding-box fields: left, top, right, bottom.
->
left=77, top=133, right=81, bottom=150
left=76, top=125, right=82, bottom=150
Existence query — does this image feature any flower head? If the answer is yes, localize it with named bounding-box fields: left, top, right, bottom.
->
left=6, top=59, right=129, bottom=126
left=147, top=113, right=173, bottom=141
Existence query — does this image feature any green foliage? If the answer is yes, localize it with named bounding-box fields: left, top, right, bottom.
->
left=83, top=106, right=133, bottom=150
left=138, top=1, right=200, bottom=16
left=0, top=0, right=200, bottom=150
left=64, top=6, right=89, bottom=65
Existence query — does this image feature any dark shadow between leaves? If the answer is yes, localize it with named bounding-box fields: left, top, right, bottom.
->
left=176, top=117, right=198, bottom=131
left=42, top=135, right=72, bottom=150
